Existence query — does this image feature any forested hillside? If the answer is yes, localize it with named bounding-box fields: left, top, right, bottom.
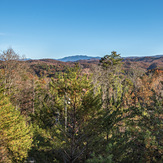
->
left=0, top=48, right=162, bottom=163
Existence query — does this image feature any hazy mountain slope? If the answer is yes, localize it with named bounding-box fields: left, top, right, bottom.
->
left=58, top=55, right=101, bottom=62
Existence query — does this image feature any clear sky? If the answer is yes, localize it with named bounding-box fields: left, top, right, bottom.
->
left=0, top=0, right=163, bottom=59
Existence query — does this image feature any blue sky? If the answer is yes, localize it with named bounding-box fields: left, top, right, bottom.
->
left=0, top=0, right=163, bottom=59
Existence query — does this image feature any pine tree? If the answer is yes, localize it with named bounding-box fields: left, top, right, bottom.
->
left=49, top=65, right=102, bottom=162
left=0, top=88, right=33, bottom=162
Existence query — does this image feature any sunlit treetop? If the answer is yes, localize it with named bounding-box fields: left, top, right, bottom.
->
left=99, top=51, right=122, bottom=69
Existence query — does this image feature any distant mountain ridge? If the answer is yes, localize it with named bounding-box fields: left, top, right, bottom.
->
left=57, top=54, right=163, bottom=62
left=25, top=54, right=163, bottom=63
left=57, top=55, right=101, bottom=62
left=123, top=55, right=163, bottom=59
left=123, top=55, right=163, bottom=62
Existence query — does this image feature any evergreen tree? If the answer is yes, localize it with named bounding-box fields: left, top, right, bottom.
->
left=0, top=87, right=33, bottom=162
left=49, top=66, right=102, bottom=162
left=99, top=51, right=122, bottom=69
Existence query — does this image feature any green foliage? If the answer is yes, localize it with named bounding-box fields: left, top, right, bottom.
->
left=106, top=99, right=163, bottom=163
left=48, top=65, right=102, bottom=162
left=0, top=89, right=33, bottom=162
left=28, top=125, right=61, bottom=163
left=99, top=51, right=122, bottom=69
left=86, top=144, right=114, bottom=163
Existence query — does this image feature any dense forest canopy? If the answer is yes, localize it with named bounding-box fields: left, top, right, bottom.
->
left=0, top=48, right=162, bottom=163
